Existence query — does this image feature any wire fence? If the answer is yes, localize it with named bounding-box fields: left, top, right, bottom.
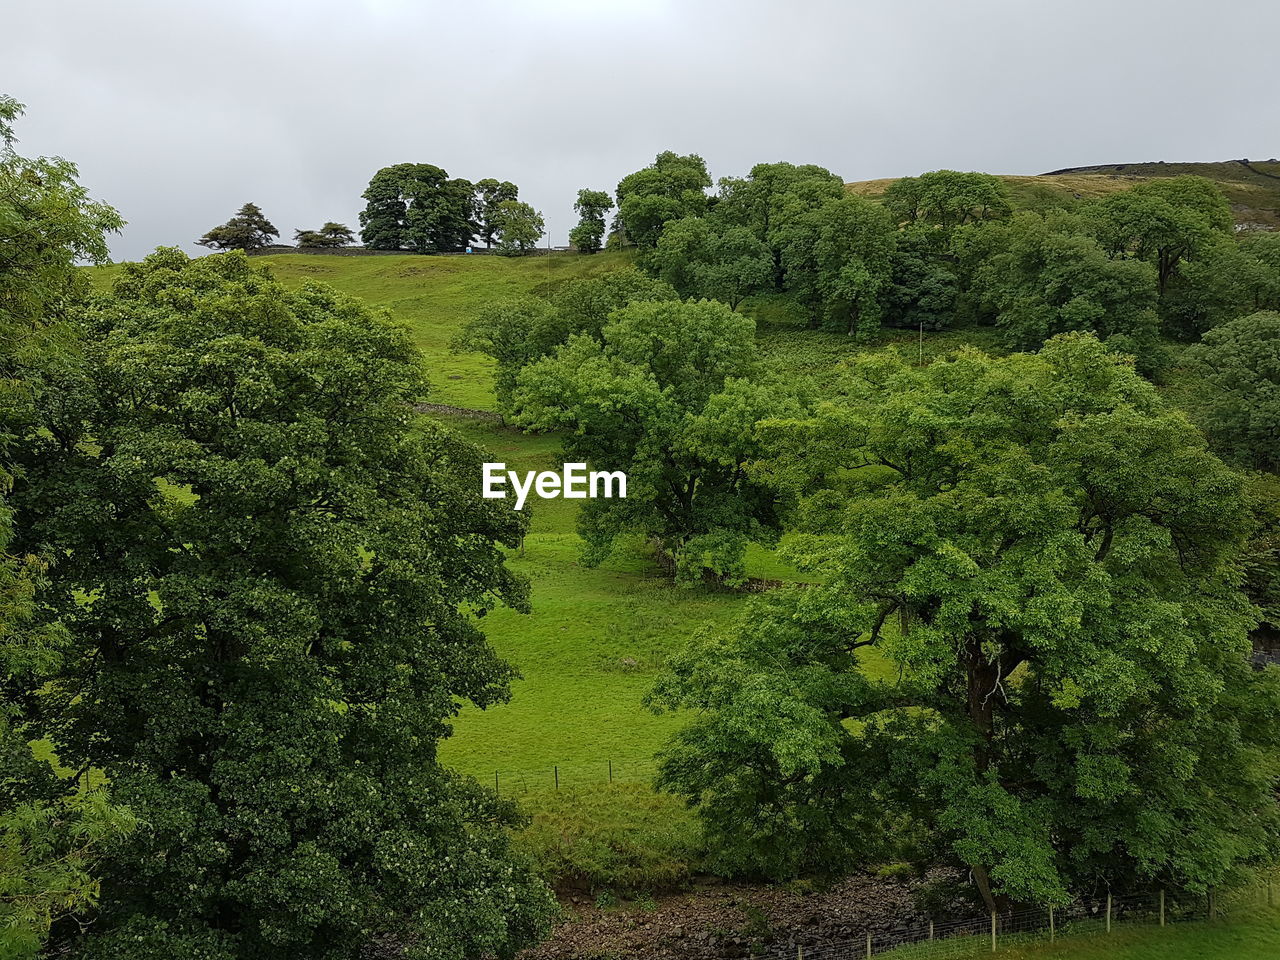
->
left=472, top=756, right=661, bottom=797
left=758, top=875, right=1280, bottom=959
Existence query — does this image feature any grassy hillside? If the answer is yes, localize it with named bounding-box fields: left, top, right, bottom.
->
left=90, top=250, right=635, bottom=410
left=849, top=158, right=1280, bottom=229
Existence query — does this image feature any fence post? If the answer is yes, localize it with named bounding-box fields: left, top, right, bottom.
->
left=494, top=771, right=499, bottom=796
left=1049, top=905, right=1055, bottom=942
left=797, top=947, right=803, bottom=960
left=865, top=931, right=871, bottom=958
left=1160, top=890, right=1165, bottom=927
left=1106, top=893, right=1112, bottom=933
left=929, top=920, right=934, bottom=940
left=608, top=759, right=613, bottom=783
left=991, top=911, right=996, bottom=952
left=554, top=765, right=559, bottom=791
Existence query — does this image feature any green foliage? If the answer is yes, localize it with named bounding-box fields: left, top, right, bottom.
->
left=196, top=202, right=278, bottom=251
left=883, top=170, right=1011, bottom=230
left=1094, top=176, right=1234, bottom=296
left=453, top=297, right=568, bottom=410
left=882, top=226, right=959, bottom=331
left=1163, top=232, right=1280, bottom=337
left=1184, top=311, right=1280, bottom=471
left=492, top=200, right=545, bottom=256
left=569, top=188, right=612, bottom=254
left=649, top=217, right=772, bottom=309
left=614, top=151, right=711, bottom=248
left=1242, top=474, right=1280, bottom=633
left=359, top=163, right=476, bottom=252
left=652, top=334, right=1280, bottom=908
left=782, top=193, right=897, bottom=337
left=715, top=162, right=845, bottom=289
left=0, top=93, right=132, bottom=960
left=513, top=300, right=799, bottom=584
left=962, top=211, right=1159, bottom=359
left=13, top=249, right=554, bottom=959
left=453, top=268, right=676, bottom=415
left=475, top=179, right=519, bottom=248
left=291, top=222, right=355, bottom=247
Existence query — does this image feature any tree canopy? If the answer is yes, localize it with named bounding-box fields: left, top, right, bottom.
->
left=0, top=92, right=135, bottom=960
left=568, top=188, right=612, bottom=254
left=492, top=199, right=544, bottom=255
left=11, top=249, right=554, bottom=959
left=615, top=151, right=712, bottom=248
left=358, top=163, right=476, bottom=252
left=197, top=202, right=279, bottom=251
left=512, top=299, right=800, bottom=584
left=1185, top=311, right=1280, bottom=472
left=651, top=334, right=1280, bottom=908
left=475, top=178, right=520, bottom=248
left=293, top=222, right=356, bottom=247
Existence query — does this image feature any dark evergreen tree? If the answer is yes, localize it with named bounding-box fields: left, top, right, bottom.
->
left=197, top=202, right=279, bottom=251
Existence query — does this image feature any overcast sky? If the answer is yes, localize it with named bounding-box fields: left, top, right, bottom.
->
left=6, top=0, right=1278, bottom=261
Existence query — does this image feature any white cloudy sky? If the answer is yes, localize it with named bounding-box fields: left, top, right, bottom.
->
left=5, top=0, right=1278, bottom=260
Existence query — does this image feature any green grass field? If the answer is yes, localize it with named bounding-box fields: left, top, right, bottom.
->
left=962, top=910, right=1280, bottom=960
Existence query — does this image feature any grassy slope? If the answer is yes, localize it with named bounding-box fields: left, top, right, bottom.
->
left=995, top=911, right=1280, bottom=960
left=89, top=251, right=634, bottom=410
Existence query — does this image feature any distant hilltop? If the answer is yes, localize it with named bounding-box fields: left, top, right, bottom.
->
left=850, top=159, right=1280, bottom=230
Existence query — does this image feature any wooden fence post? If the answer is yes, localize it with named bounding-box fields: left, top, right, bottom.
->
left=929, top=920, right=934, bottom=940
left=1106, top=893, right=1112, bottom=933
left=494, top=771, right=499, bottom=796
left=608, top=759, right=612, bottom=783
left=1049, top=905, right=1055, bottom=942
left=991, top=910, right=996, bottom=952
left=865, top=931, right=871, bottom=958
left=554, top=765, right=559, bottom=790
left=1160, top=890, right=1165, bottom=927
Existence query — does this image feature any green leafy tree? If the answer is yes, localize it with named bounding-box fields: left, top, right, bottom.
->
left=651, top=334, right=1280, bottom=908
left=357, top=165, right=411, bottom=249
left=1243, top=474, right=1280, bottom=643
left=492, top=200, right=544, bottom=256
left=1094, top=176, right=1233, bottom=296
left=1163, top=233, right=1280, bottom=337
left=292, top=223, right=355, bottom=248
left=475, top=179, right=519, bottom=249
left=650, top=218, right=771, bottom=309
left=13, top=249, right=554, bottom=960
left=715, top=163, right=844, bottom=289
left=453, top=298, right=568, bottom=411
left=0, top=93, right=134, bottom=960
left=963, top=211, right=1159, bottom=358
left=882, top=226, right=959, bottom=331
left=454, top=270, right=677, bottom=416
left=883, top=170, right=1010, bottom=230
left=782, top=194, right=897, bottom=336
left=614, top=151, right=712, bottom=248
left=513, top=299, right=797, bottom=584
left=196, top=202, right=279, bottom=251
left=359, top=164, right=476, bottom=252
left=1184, top=311, right=1280, bottom=471
left=568, top=188, right=612, bottom=254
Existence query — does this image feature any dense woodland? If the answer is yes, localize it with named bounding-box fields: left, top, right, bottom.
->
left=4, top=90, right=1280, bottom=960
